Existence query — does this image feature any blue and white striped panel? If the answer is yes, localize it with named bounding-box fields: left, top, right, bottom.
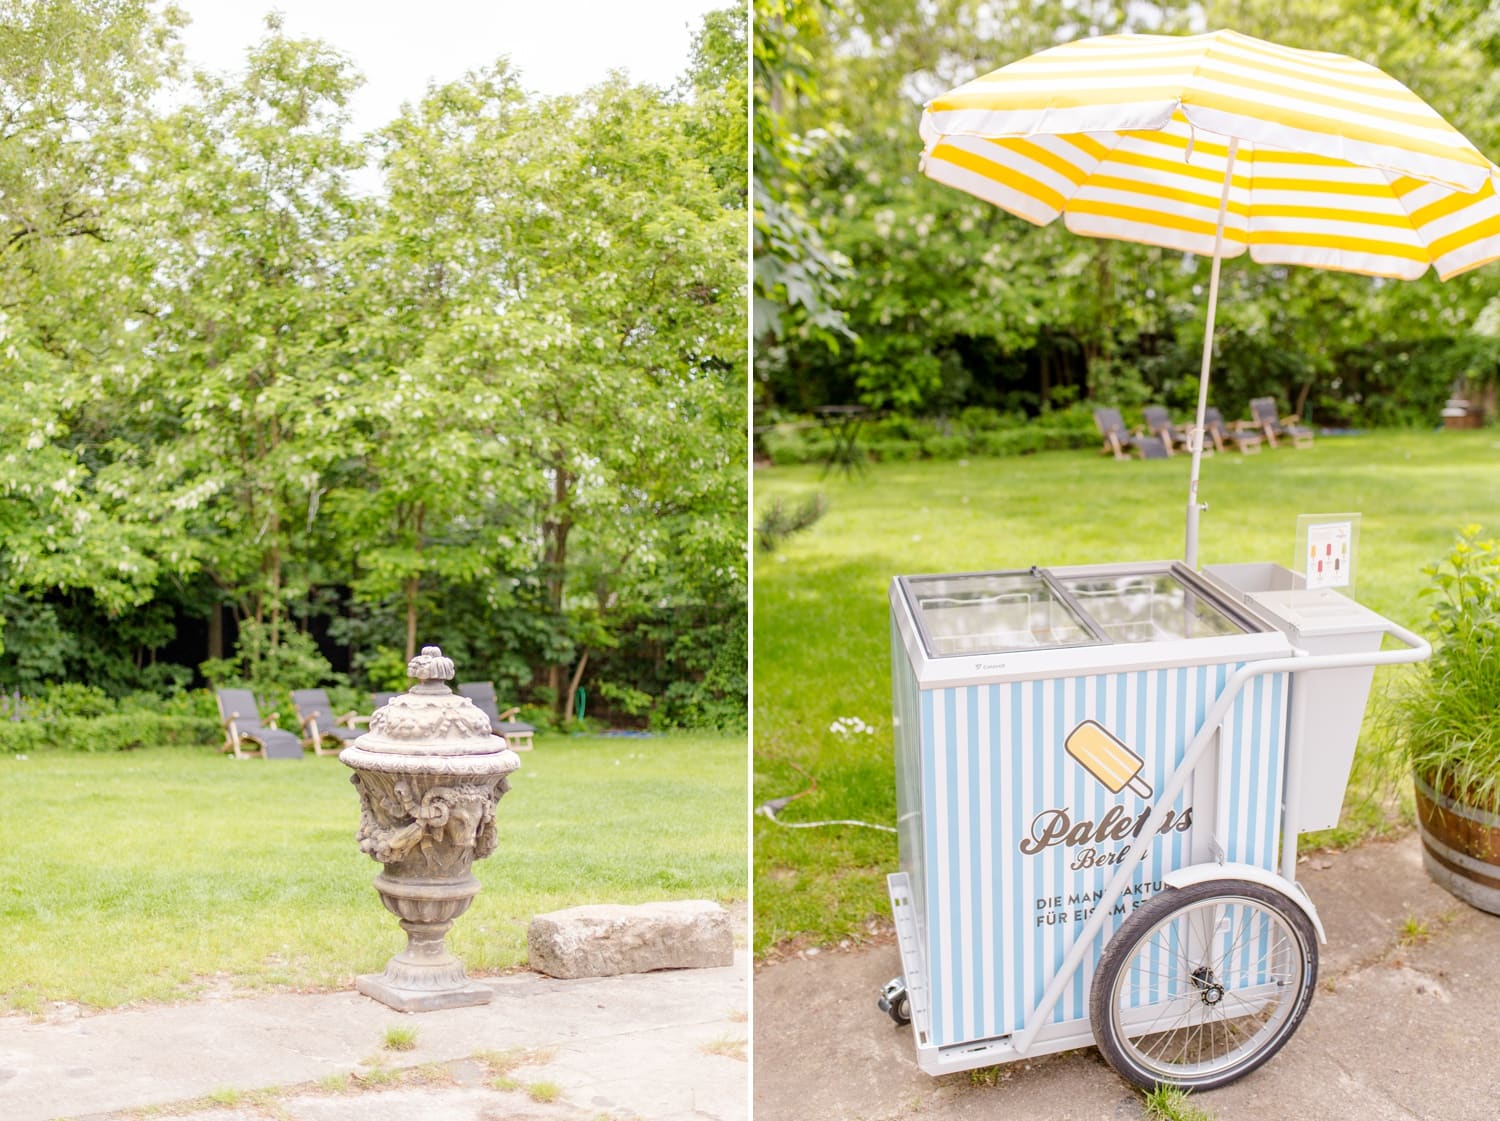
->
left=918, top=665, right=1286, bottom=1048
left=892, top=619, right=928, bottom=937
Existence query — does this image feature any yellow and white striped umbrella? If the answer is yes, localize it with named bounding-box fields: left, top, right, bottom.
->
left=920, top=29, right=1500, bottom=280
left=919, top=29, right=1500, bottom=565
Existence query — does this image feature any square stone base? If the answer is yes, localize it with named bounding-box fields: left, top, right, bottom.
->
left=355, top=973, right=494, bottom=1012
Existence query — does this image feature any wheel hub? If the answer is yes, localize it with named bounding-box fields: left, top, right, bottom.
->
left=1190, top=965, right=1225, bottom=1006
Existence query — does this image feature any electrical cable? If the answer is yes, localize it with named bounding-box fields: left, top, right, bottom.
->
left=755, top=757, right=897, bottom=833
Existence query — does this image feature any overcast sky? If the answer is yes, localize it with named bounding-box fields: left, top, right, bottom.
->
left=170, top=0, right=731, bottom=136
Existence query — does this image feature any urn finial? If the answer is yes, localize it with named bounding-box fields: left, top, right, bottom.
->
left=407, top=645, right=455, bottom=693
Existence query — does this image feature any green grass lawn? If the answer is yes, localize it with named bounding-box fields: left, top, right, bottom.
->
left=752, top=429, right=1500, bottom=955
left=0, top=733, right=746, bottom=1013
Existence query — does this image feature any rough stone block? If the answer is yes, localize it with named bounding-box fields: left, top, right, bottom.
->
left=527, top=900, right=734, bottom=979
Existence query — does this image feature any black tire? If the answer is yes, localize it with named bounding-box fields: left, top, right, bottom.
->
left=1089, top=879, right=1318, bottom=1091
left=890, top=992, right=912, bottom=1026
left=880, top=982, right=912, bottom=1026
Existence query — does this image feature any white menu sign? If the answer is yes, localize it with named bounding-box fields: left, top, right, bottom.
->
left=1305, top=520, right=1353, bottom=589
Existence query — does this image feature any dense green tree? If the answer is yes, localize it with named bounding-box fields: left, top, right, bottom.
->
left=759, top=0, right=1500, bottom=422
left=333, top=63, right=533, bottom=663
left=684, top=3, right=750, bottom=205
left=0, top=5, right=748, bottom=729
left=0, top=0, right=183, bottom=631
left=103, top=17, right=367, bottom=644
left=479, top=76, right=745, bottom=715
left=753, top=0, right=853, bottom=377
left=333, top=26, right=745, bottom=719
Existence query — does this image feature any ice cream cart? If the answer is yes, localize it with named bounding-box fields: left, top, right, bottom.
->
left=862, top=20, right=1497, bottom=1095
left=878, top=559, right=1428, bottom=1090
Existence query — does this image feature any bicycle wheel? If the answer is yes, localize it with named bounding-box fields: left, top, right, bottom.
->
left=1089, top=879, right=1318, bottom=1091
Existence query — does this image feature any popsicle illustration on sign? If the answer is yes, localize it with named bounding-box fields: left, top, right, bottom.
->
left=1064, top=720, right=1154, bottom=798
left=1306, top=520, right=1353, bottom=589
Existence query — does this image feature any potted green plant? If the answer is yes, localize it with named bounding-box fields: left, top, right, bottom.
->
left=1385, top=525, right=1500, bottom=914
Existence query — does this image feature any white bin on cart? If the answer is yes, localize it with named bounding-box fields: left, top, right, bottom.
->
left=1204, top=566, right=1392, bottom=834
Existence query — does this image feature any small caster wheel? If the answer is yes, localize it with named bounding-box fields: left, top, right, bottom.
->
left=878, top=977, right=912, bottom=1026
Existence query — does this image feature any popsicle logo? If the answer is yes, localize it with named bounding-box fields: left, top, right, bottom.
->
left=1017, top=719, right=1192, bottom=868
left=1064, top=719, right=1154, bottom=798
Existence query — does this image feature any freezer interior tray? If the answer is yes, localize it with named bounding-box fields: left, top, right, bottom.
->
left=901, top=562, right=1263, bottom=658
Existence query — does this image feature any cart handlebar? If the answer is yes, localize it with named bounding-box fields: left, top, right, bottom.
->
left=1011, top=618, right=1430, bottom=1055
left=1360, top=619, right=1430, bottom=665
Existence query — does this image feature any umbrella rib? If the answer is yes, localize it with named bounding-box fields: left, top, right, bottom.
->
left=1375, top=166, right=1446, bottom=261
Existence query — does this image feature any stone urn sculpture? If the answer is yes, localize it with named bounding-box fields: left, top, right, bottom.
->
left=340, top=646, right=520, bottom=1011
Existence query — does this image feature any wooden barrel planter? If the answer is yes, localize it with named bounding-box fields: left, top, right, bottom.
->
left=1414, top=771, right=1500, bottom=915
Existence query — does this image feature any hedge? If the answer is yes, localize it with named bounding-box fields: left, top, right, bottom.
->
left=0, top=713, right=220, bottom=754
left=756, top=405, right=1101, bottom=467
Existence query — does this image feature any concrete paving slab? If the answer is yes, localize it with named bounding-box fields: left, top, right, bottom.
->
left=529, top=1020, right=747, bottom=1120
left=226, top=1086, right=579, bottom=1121
left=0, top=950, right=747, bottom=1121
left=105, top=1086, right=584, bottom=1121
left=754, top=831, right=1499, bottom=1121
left=1291, top=830, right=1462, bottom=977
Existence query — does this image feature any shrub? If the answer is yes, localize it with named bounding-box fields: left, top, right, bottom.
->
left=761, top=426, right=833, bottom=466
left=585, top=603, right=747, bottom=732
left=1037, top=425, right=1100, bottom=450
left=1381, top=525, right=1500, bottom=807
left=870, top=414, right=938, bottom=442
left=0, top=713, right=219, bottom=754
left=974, top=429, right=1046, bottom=457
left=920, top=434, right=971, bottom=460
left=199, top=621, right=340, bottom=697
left=593, top=680, right=654, bottom=719
left=359, top=646, right=413, bottom=693
left=39, top=682, right=114, bottom=718
left=865, top=439, right=921, bottom=463
left=763, top=406, right=1105, bottom=466
left=0, top=722, right=47, bottom=754
left=325, top=684, right=373, bottom=720
left=128, top=689, right=219, bottom=720
left=1039, top=401, right=1109, bottom=437
left=509, top=704, right=560, bottom=735
left=656, top=681, right=747, bottom=732
left=956, top=406, right=1022, bottom=432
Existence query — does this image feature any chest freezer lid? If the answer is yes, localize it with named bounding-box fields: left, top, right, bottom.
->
left=1052, top=565, right=1260, bottom=644
left=1244, top=587, right=1389, bottom=639
left=898, top=569, right=1101, bottom=657
left=897, top=561, right=1266, bottom=660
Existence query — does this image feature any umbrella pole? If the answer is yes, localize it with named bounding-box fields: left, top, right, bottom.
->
left=1184, top=137, right=1240, bottom=569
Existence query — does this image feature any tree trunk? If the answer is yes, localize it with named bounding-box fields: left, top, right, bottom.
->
left=404, top=504, right=425, bottom=660
left=542, top=459, right=573, bottom=716
left=565, top=648, right=589, bottom=725
left=264, top=411, right=282, bottom=647
left=1094, top=242, right=1115, bottom=372
left=267, top=508, right=281, bottom=650
left=404, top=575, right=419, bottom=661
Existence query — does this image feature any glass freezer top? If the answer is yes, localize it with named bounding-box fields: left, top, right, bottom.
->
left=901, top=571, right=1096, bottom=656
left=899, top=562, right=1263, bottom=658
left=1057, top=571, right=1247, bottom=644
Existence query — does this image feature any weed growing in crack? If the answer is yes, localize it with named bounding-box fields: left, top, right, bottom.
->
left=382, top=1025, right=418, bottom=1051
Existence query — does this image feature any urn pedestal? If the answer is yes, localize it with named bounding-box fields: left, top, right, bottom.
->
left=340, top=646, right=520, bottom=1012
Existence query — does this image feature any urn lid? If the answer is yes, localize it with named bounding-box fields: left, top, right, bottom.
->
left=343, top=646, right=512, bottom=760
